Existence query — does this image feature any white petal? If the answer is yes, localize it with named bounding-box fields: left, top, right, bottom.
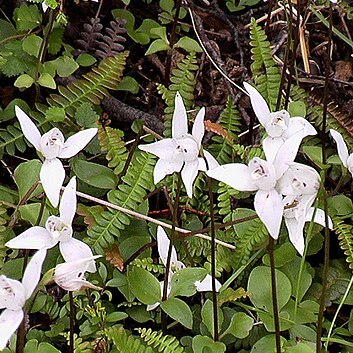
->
left=243, top=82, right=271, bottom=126
left=22, top=249, right=47, bottom=300
left=181, top=159, right=199, bottom=198
left=147, top=302, right=160, bottom=311
left=207, top=164, right=258, bottom=191
left=0, top=277, right=25, bottom=311
left=153, top=159, right=183, bottom=184
left=15, top=106, right=41, bottom=151
left=139, top=138, right=181, bottom=160
left=172, top=92, right=188, bottom=139
left=157, top=226, right=178, bottom=270
left=59, top=238, right=96, bottom=273
left=58, top=128, right=97, bottom=159
left=273, top=132, right=303, bottom=178
left=263, top=136, right=285, bottom=163
left=0, top=309, right=24, bottom=351
left=5, top=226, right=55, bottom=250
left=192, top=108, right=205, bottom=147
left=330, top=129, right=349, bottom=167
left=195, top=274, right=221, bottom=292
left=254, top=189, right=283, bottom=239
left=203, top=150, right=220, bottom=170
left=40, top=158, right=65, bottom=208
left=285, top=217, right=304, bottom=256
left=306, top=208, right=333, bottom=229
left=285, top=117, right=317, bottom=138
left=60, top=177, right=77, bottom=226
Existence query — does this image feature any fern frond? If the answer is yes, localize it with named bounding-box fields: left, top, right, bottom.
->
left=137, top=328, right=186, bottom=353
left=333, top=217, right=353, bottom=269
left=106, top=325, right=155, bottom=353
left=232, top=211, right=268, bottom=269
left=339, top=0, right=353, bottom=20
left=0, top=122, right=28, bottom=155
left=290, top=85, right=353, bottom=149
left=250, top=18, right=281, bottom=111
left=217, top=182, right=239, bottom=223
left=98, top=125, right=128, bottom=175
left=47, top=52, right=128, bottom=118
left=208, top=96, right=242, bottom=164
left=205, top=243, right=233, bottom=277
left=86, top=151, right=155, bottom=254
left=157, top=53, right=198, bottom=137
left=132, top=257, right=165, bottom=274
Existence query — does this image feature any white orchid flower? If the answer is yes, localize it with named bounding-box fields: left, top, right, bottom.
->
left=330, top=129, right=353, bottom=176
left=6, top=177, right=96, bottom=273
left=139, top=93, right=219, bottom=198
left=147, top=227, right=221, bottom=311
left=283, top=194, right=333, bottom=255
left=0, top=249, right=46, bottom=350
left=277, top=162, right=321, bottom=196
left=207, top=134, right=304, bottom=239
left=244, top=82, right=316, bottom=162
left=54, top=256, right=101, bottom=292
left=42, top=2, right=48, bottom=11
left=15, top=106, right=97, bottom=207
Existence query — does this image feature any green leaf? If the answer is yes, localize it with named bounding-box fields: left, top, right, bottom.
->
left=150, top=26, right=169, bottom=42
left=45, top=106, right=66, bottom=122
left=302, top=146, right=324, bottom=168
left=160, top=0, right=174, bottom=13
left=14, top=160, right=43, bottom=199
left=175, top=36, right=203, bottom=52
left=117, top=76, right=139, bottom=94
left=262, top=243, right=297, bottom=268
left=222, top=312, right=254, bottom=339
left=192, top=335, right=226, bottom=353
left=328, top=194, right=353, bottom=217
left=160, top=297, right=193, bottom=329
left=106, top=311, right=128, bottom=323
left=19, top=203, right=49, bottom=227
left=52, top=56, right=79, bottom=77
left=14, top=74, right=34, bottom=89
left=48, top=27, right=64, bottom=55
left=0, top=19, right=16, bottom=41
left=76, top=53, right=97, bottom=67
left=145, top=39, right=170, bottom=55
left=250, top=334, right=287, bottom=353
left=107, top=270, right=135, bottom=302
left=288, top=101, right=306, bottom=118
left=38, top=73, right=56, bottom=89
left=13, top=4, right=42, bottom=32
left=248, top=266, right=291, bottom=312
left=201, top=299, right=223, bottom=338
left=170, top=267, right=208, bottom=297
left=127, top=266, right=161, bottom=305
left=22, top=34, right=43, bottom=57
left=74, top=102, right=98, bottom=128
left=72, top=159, right=116, bottom=189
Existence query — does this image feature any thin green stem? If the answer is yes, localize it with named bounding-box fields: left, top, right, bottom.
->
left=207, top=176, right=219, bottom=341
left=269, top=237, right=281, bottom=353
left=325, top=274, right=353, bottom=350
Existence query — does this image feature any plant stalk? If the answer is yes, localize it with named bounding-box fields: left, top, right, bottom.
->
left=69, top=291, right=74, bottom=353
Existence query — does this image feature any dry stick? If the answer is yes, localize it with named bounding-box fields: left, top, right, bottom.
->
left=75, top=189, right=236, bottom=250
left=69, top=291, right=75, bottom=353
left=161, top=175, right=182, bottom=333
left=316, top=3, right=333, bottom=353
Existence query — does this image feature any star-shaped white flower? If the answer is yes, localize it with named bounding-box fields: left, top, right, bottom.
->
left=139, top=93, right=218, bottom=198
left=207, top=135, right=303, bottom=240
left=244, top=82, right=316, bottom=162
left=54, top=256, right=102, bottom=292
left=0, top=249, right=46, bottom=350
left=147, top=227, right=221, bottom=311
left=283, top=194, right=333, bottom=255
left=15, top=106, right=97, bottom=207
left=6, top=177, right=96, bottom=273
left=330, top=129, right=353, bottom=176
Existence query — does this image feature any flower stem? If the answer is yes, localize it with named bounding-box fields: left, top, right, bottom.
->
left=69, top=291, right=74, bottom=353
left=161, top=174, right=182, bottom=333
left=16, top=318, right=26, bottom=353
left=207, top=176, right=219, bottom=341
left=269, top=237, right=281, bottom=353
left=317, top=3, right=332, bottom=352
